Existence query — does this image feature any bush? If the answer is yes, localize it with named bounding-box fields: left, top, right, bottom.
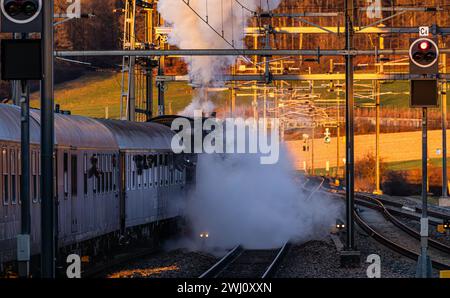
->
left=354, top=153, right=386, bottom=192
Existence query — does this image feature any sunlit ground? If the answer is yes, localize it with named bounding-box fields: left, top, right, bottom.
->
left=107, top=265, right=179, bottom=278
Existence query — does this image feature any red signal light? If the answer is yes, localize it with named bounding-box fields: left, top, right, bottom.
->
left=419, top=41, right=430, bottom=51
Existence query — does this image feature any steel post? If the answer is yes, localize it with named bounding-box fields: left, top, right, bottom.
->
left=442, top=53, right=448, bottom=198
left=416, top=107, right=432, bottom=278
left=18, top=80, right=30, bottom=277
left=344, top=0, right=356, bottom=251
left=41, top=0, right=55, bottom=278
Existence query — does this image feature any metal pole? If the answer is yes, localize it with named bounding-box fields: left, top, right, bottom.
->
left=157, top=15, right=165, bottom=116
left=18, top=80, right=30, bottom=277
left=146, top=60, right=153, bottom=121
left=344, top=0, right=356, bottom=250
left=374, top=80, right=382, bottom=194
left=311, top=119, right=315, bottom=175
left=157, top=59, right=165, bottom=115
left=442, top=53, right=448, bottom=198
left=127, top=57, right=136, bottom=121
left=374, top=34, right=384, bottom=195
left=41, top=0, right=55, bottom=278
left=336, top=83, right=340, bottom=178
left=417, top=107, right=431, bottom=278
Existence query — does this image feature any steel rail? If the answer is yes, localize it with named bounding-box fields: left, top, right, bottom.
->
left=199, top=245, right=243, bottom=278
left=303, top=176, right=450, bottom=269
left=354, top=196, right=450, bottom=255
left=354, top=210, right=450, bottom=271
left=262, top=242, right=291, bottom=278
left=199, top=242, right=289, bottom=278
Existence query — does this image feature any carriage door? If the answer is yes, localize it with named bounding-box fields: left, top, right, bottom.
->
left=70, top=153, right=78, bottom=233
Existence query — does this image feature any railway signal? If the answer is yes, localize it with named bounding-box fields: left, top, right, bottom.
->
left=324, top=128, right=331, bottom=144
left=0, top=0, right=42, bottom=33
left=409, top=38, right=439, bottom=75
left=409, top=38, right=439, bottom=108
left=408, top=36, right=439, bottom=278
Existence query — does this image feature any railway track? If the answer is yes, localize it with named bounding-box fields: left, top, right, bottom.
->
left=355, top=207, right=450, bottom=270
left=299, top=175, right=450, bottom=271
left=199, top=242, right=290, bottom=278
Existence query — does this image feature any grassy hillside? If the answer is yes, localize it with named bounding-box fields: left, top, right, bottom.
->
left=30, top=72, right=233, bottom=119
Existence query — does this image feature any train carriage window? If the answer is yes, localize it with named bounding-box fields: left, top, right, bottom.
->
left=148, top=156, right=152, bottom=187
left=127, top=155, right=130, bottom=190
left=169, top=154, right=174, bottom=185
left=143, top=166, right=147, bottom=188
left=32, top=151, right=37, bottom=203
left=109, top=155, right=112, bottom=192
left=165, top=153, right=169, bottom=186
left=71, top=155, right=77, bottom=197
left=0, top=148, right=3, bottom=202
left=63, top=153, right=68, bottom=199
left=98, top=154, right=101, bottom=193
left=101, top=155, right=105, bottom=193
left=11, top=149, right=16, bottom=204
left=92, top=156, right=97, bottom=194
left=105, top=155, right=108, bottom=192
left=38, top=151, right=41, bottom=202
left=155, top=154, right=159, bottom=187
left=97, top=154, right=102, bottom=193
left=107, top=154, right=112, bottom=192
left=2, top=148, right=7, bottom=204
left=159, top=154, right=163, bottom=186
left=137, top=159, right=142, bottom=189
left=83, top=154, right=88, bottom=196
left=109, top=171, right=113, bottom=191
left=18, top=151, right=21, bottom=204
left=131, top=155, right=136, bottom=190
left=112, top=154, right=117, bottom=191
left=105, top=155, right=109, bottom=192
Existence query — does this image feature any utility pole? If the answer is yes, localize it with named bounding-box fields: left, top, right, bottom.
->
left=146, top=59, right=154, bottom=120
left=18, top=79, right=30, bottom=277
left=341, top=0, right=360, bottom=266
left=41, top=0, right=55, bottom=278
left=157, top=14, right=165, bottom=116
left=441, top=51, right=448, bottom=202
left=311, top=116, right=315, bottom=175
left=336, top=80, right=341, bottom=179
left=144, top=5, right=155, bottom=121
left=374, top=34, right=384, bottom=195
left=418, top=106, right=432, bottom=277
left=120, top=0, right=137, bottom=121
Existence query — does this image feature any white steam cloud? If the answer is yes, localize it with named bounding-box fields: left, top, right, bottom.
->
left=173, top=147, right=341, bottom=251
left=158, top=0, right=281, bottom=85
left=159, top=1, right=340, bottom=252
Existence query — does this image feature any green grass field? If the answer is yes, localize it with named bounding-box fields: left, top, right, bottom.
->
left=30, top=72, right=233, bottom=119
left=385, top=158, right=444, bottom=171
